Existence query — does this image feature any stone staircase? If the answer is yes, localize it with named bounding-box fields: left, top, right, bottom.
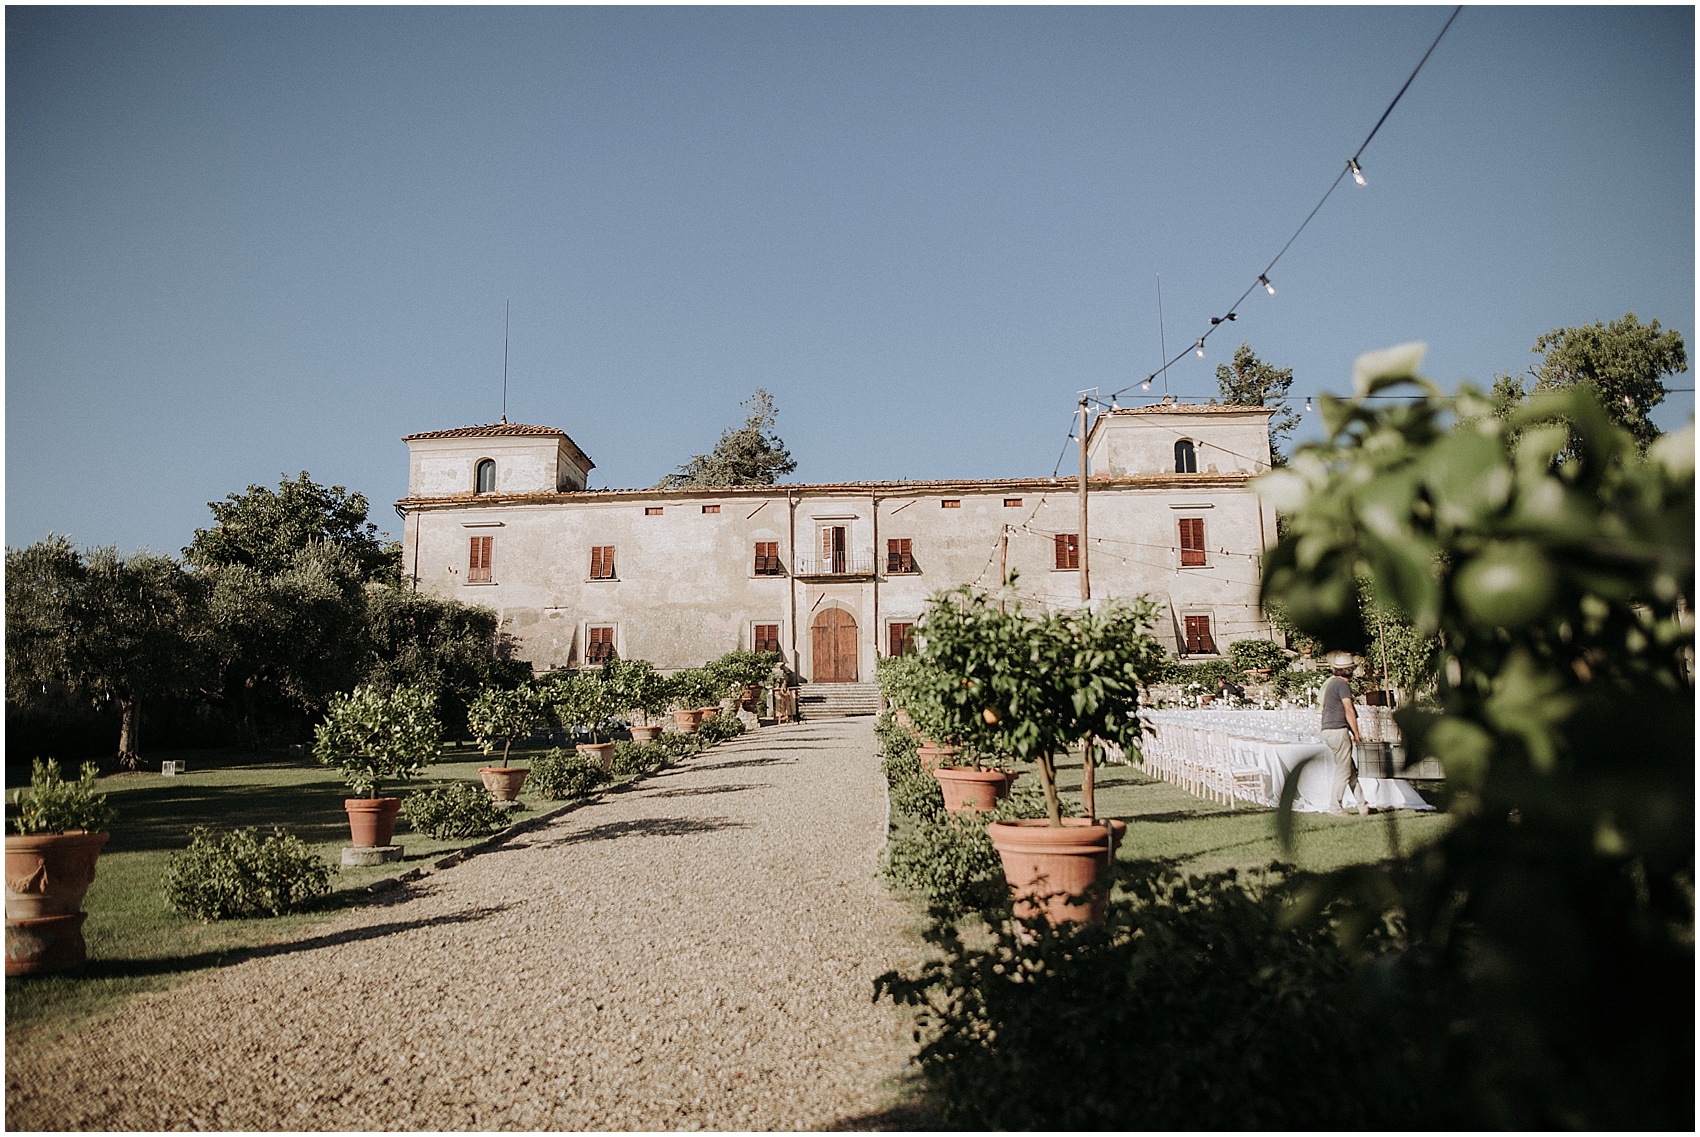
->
left=796, top=681, right=883, bottom=718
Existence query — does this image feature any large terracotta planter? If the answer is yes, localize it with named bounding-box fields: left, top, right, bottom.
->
left=6, top=912, right=90, bottom=975
left=479, top=767, right=529, bottom=802
left=630, top=725, right=664, bottom=743
left=698, top=706, right=720, bottom=722
left=933, top=767, right=1022, bottom=813
left=344, top=797, right=402, bottom=848
left=5, top=830, right=110, bottom=920
left=577, top=741, right=615, bottom=767
left=673, top=709, right=704, bottom=733
left=986, top=817, right=1127, bottom=927
left=740, top=684, right=762, bottom=711
left=916, top=740, right=960, bottom=772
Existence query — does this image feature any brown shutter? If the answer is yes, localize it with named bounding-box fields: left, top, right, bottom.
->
left=888, top=622, right=913, bottom=658
left=469, top=536, right=493, bottom=583
left=590, top=546, right=603, bottom=579
left=1055, top=533, right=1079, bottom=570
left=1179, top=519, right=1205, bottom=567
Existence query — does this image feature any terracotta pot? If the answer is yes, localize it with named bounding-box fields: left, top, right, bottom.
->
left=986, top=817, right=1127, bottom=927
left=577, top=741, right=615, bottom=767
left=479, top=767, right=529, bottom=802
left=630, top=725, right=664, bottom=743
left=893, top=707, right=915, bottom=732
left=933, top=767, right=1021, bottom=813
left=916, top=740, right=960, bottom=772
left=6, top=912, right=90, bottom=976
left=1199, top=694, right=1215, bottom=705
left=344, top=797, right=402, bottom=848
left=673, top=708, right=704, bottom=733
left=740, top=684, right=762, bottom=710
left=699, top=707, right=720, bottom=721
left=5, top=831, right=110, bottom=920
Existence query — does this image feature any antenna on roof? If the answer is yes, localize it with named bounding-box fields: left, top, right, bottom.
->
left=501, top=299, right=510, bottom=424
left=1155, top=274, right=1171, bottom=399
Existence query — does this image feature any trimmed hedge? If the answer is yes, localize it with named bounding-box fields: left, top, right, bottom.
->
left=163, top=826, right=333, bottom=920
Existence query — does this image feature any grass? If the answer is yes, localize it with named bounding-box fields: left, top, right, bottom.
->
left=3, top=740, right=643, bottom=1042
left=1054, top=754, right=1455, bottom=878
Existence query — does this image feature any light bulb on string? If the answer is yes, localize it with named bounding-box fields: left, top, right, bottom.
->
left=1259, top=274, right=1275, bottom=296
left=1348, top=158, right=1367, bottom=186
left=1304, top=396, right=1312, bottom=412
left=1195, top=339, right=1205, bottom=359
left=1141, top=378, right=1151, bottom=392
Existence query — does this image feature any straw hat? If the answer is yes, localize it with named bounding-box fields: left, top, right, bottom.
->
left=1326, top=651, right=1357, bottom=671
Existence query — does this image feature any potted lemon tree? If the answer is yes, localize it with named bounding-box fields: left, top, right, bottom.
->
left=607, top=659, right=670, bottom=742
left=5, top=759, right=117, bottom=974
left=549, top=670, right=624, bottom=766
left=314, top=684, right=443, bottom=858
left=915, top=585, right=1161, bottom=924
left=466, top=684, right=546, bottom=802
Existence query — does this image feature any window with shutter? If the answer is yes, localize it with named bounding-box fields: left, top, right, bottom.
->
left=886, top=538, right=915, bottom=574
left=1184, top=616, right=1216, bottom=655
left=941, top=499, right=961, bottom=509
left=888, top=622, right=915, bottom=658
left=821, top=526, right=846, bottom=574
left=1054, top=533, right=1080, bottom=570
left=753, top=541, right=782, bottom=576
left=1178, top=518, right=1206, bottom=567
left=468, top=536, right=493, bottom=583
left=754, top=623, right=781, bottom=655
left=586, top=625, right=617, bottom=664
left=590, top=545, right=616, bottom=579
left=645, top=506, right=663, bottom=516
left=1175, top=439, right=1197, bottom=474
left=701, top=504, right=720, bottom=514
left=475, top=459, right=496, bottom=494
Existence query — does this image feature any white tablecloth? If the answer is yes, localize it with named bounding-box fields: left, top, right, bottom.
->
left=1236, top=738, right=1433, bottom=813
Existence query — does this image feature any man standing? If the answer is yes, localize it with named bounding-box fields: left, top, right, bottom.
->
left=1319, top=651, right=1370, bottom=816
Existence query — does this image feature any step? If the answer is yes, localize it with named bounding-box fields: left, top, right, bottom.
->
left=797, top=683, right=883, bottom=717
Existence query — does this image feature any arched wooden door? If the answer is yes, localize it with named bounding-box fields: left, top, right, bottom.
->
left=811, top=608, right=859, bottom=683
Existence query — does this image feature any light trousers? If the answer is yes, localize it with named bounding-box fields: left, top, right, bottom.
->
left=1321, top=727, right=1360, bottom=811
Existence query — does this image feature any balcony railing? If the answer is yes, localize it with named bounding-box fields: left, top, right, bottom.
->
left=792, top=551, right=875, bottom=578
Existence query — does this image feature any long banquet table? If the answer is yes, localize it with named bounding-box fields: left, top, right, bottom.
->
left=1135, top=709, right=1434, bottom=813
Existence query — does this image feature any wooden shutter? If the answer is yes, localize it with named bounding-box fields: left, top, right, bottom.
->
left=468, top=536, right=493, bottom=583
left=587, top=626, right=616, bottom=664
left=887, top=538, right=913, bottom=574
left=754, top=624, right=781, bottom=655
left=1054, top=533, right=1079, bottom=570
left=590, top=546, right=615, bottom=579
left=888, top=622, right=914, bottom=658
left=1185, top=616, right=1215, bottom=655
left=754, top=541, right=780, bottom=575
left=1179, top=519, right=1206, bottom=567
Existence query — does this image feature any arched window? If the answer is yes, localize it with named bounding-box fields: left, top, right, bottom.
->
left=475, top=458, right=496, bottom=494
left=1174, top=439, right=1197, bottom=474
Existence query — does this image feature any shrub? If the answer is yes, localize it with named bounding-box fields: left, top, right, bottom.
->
left=881, top=786, right=1053, bottom=916
left=877, top=864, right=1416, bottom=1129
left=313, top=684, right=442, bottom=798
left=401, top=781, right=504, bottom=840
left=697, top=713, right=745, bottom=746
left=1227, top=637, right=1288, bottom=675
left=163, top=826, right=333, bottom=920
left=609, top=740, right=662, bottom=776
left=1157, top=658, right=1238, bottom=690
left=653, top=730, right=703, bottom=760
left=877, top=715, right=945, bottom=824
left=1273, top=666, right=1329, bottom=700
left=526, top=747, right=612, bottom=800
left=11, top=758, right=116, bottom=835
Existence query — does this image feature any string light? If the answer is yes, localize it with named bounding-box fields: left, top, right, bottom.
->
left=1105, top=7, right=1461, bottom=405
left=1304, top=396, right=1312, bottom=412
left=1141, top=378, right=1151, bottom=392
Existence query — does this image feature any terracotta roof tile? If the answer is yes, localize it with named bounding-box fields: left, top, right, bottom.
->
left=402, top=422, right=568, bottom=440
left=1111, top=403, right=1276, bottom=416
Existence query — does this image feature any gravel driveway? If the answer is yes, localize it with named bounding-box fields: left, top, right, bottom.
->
left=6, top=718, right=927, bottom=1131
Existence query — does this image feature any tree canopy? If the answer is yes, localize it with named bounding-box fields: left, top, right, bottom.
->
left=1492, top=313, right=1687, bottom=450
left=656, top=389, right=797, bottom=488
left=184, top=471, right=399, bottom=581
left=1214, top=343, right=1299, bottom=463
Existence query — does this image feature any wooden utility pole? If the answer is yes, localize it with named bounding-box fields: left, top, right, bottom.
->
left=1078, top=397, right=1091, bottom=604
left=998, top=524, right=1009, bottom=610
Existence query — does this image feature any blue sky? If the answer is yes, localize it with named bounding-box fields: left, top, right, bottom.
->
left=8, top=5, right=1693, bottom=556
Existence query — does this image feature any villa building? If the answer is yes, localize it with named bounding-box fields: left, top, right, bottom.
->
left=396, top=402, right=1280, bottom=681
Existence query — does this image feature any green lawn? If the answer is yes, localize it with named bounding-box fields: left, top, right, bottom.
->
left=4, top=741, right=624, bottom=1042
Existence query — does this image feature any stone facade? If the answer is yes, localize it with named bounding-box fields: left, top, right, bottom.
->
left=397, top=403, right=1280, bottom=679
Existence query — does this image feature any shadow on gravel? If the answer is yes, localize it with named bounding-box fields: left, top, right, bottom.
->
left=640, top=783, right=769, bottom=799
left=64, top=904, right=514, bottom=982
left=530, top=816, right=752, bottom=848
left=691, top=756, right=797, bottom=772
left=822, top=1101, right=938, bottom=1131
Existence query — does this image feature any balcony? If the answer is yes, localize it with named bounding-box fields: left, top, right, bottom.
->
left=792, top=551, right=875, bottom=579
